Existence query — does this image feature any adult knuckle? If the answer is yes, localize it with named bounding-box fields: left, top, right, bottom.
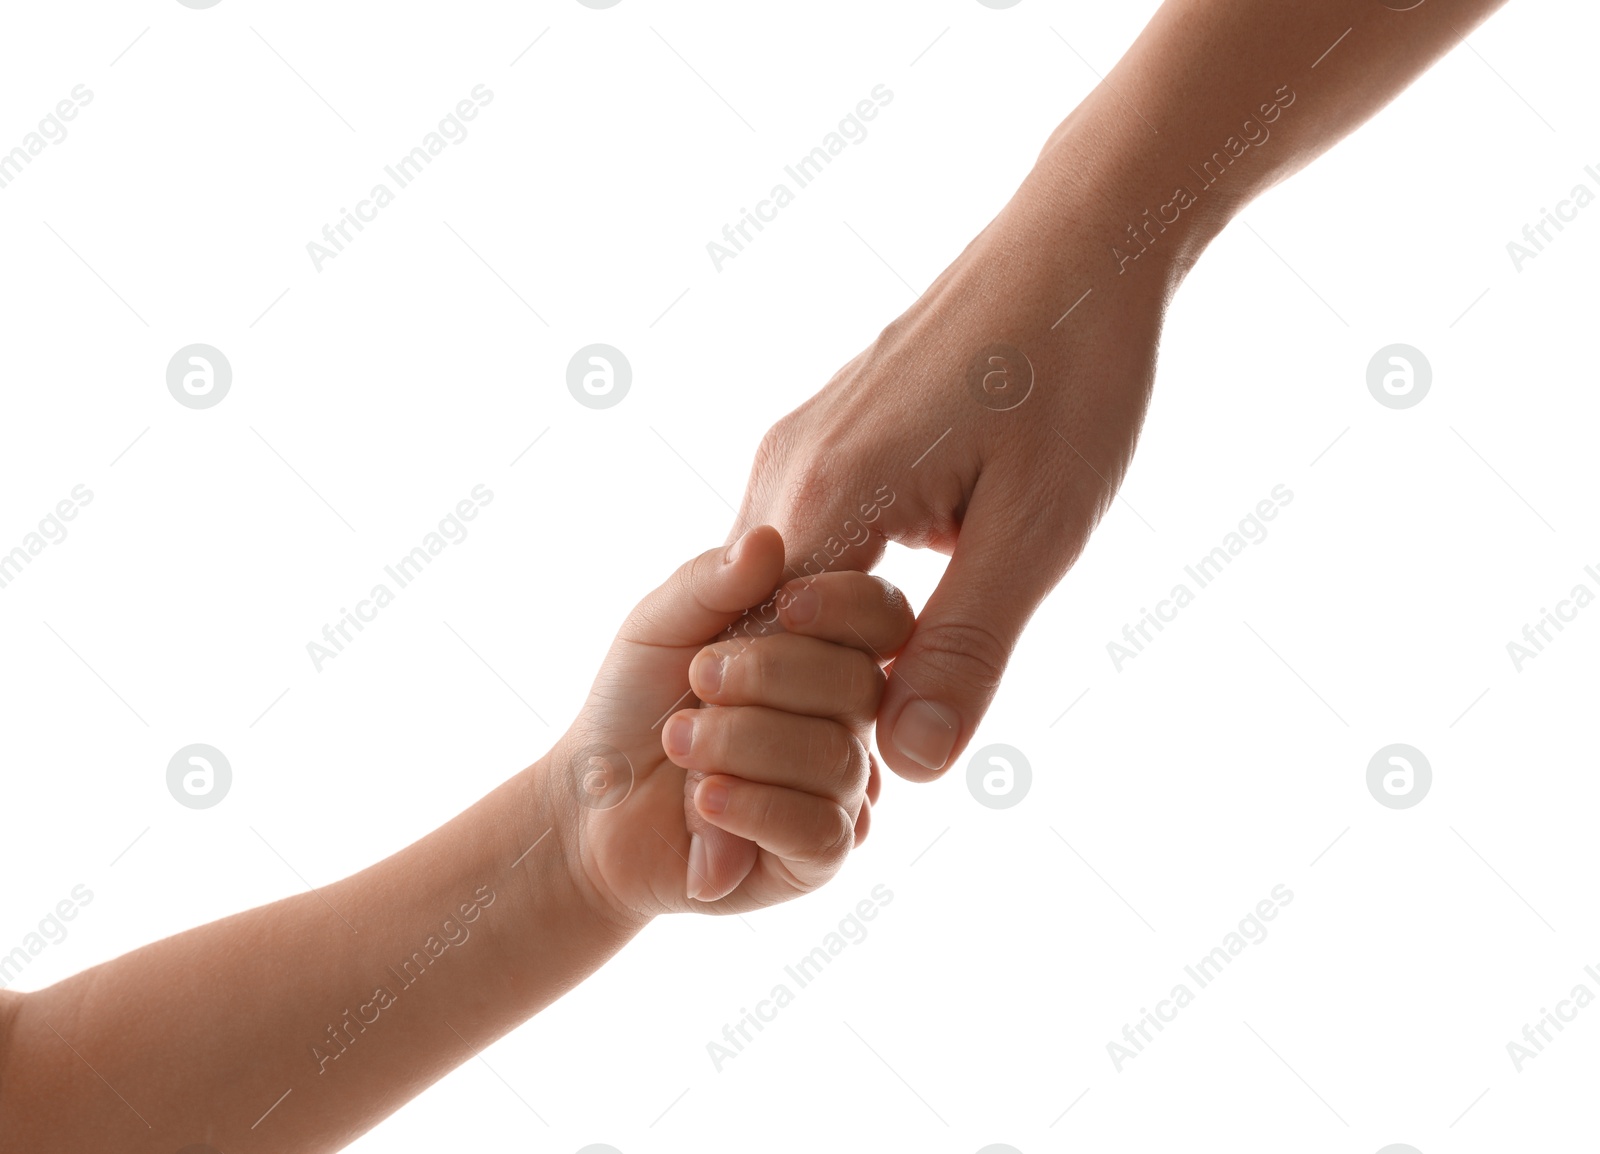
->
left=873, top=317, right=906, bottom=350
left=753, top=419, right=792, bottom=476
left=784, top=455, right=839, bottom=528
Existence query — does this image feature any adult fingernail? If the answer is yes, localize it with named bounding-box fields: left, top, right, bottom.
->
left=694, top=651, right=725, bottom=696
left=663, top=714, right=694, bottom=760
left=892, top=700, right=958, bottom=771
left=698, top=779, right=730, bottom=816
left=687, top=833, right=710, bottom=901
left=783, top=585, right=819, bottom=626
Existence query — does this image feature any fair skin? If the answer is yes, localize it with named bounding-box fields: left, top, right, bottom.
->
left=0, top=0, right=1517, bottom=1144
left=736, top=0, right=1510, bottom=784
left=0, top=525, right=914, bottom=1152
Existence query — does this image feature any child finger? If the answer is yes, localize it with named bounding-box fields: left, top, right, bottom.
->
left=664, top=706, right=867, bottom=804
left=690, top=633, right=883, bottom=724
left=616, top=524, right=786, bottom=650
left=692, top=775, right=854, bottom=878
left=774, top=571, right=915, bottom=662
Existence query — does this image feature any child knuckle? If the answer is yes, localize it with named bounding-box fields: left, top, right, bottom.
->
left=841, top=651, right=884, bottom=715
left=816, top=804, right=855, bottom=867
left=832, top=731, right=870, bottom=798
left=746, top=644, right=781, bottom=700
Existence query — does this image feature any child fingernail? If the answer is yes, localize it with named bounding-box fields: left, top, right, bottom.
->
left=783, top=586, right=819, bottom=626
left=687, top=833, right=709, bottom=900
left=694, top=651, right=725, bottom=696
left=698, top=779, right=730, bottom=816
left=724, top=528, right=753, bottom=565
left=663, top=714, right=694, bottom=760
left=892, top=700, right=958, bottom=771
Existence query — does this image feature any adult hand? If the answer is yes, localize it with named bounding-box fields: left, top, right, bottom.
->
left=730, top=150, right=1177, bottom=782
left=731, top=0, right=1506, bottom=782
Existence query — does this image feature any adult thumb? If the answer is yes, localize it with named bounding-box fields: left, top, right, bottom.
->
left=875, top=480, right=1067, bottom=782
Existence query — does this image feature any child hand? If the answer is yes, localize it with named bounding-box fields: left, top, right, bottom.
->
left=541, top=525, right=914, bottom=922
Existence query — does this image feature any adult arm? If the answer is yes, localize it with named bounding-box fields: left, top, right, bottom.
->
left=735, top=0, right=1510, bottom=780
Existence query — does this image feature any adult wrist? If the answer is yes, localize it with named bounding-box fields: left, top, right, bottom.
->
left=1025, top=92, right=1238, bottom=300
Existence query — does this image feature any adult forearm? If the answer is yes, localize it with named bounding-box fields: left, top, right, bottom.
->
left=0, top=759, right=642, bottom=1153
left=1028, top=0, right=1509, bottom=291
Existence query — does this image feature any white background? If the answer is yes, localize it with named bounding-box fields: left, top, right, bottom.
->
left=2, top=1, right=1597, bottom=1151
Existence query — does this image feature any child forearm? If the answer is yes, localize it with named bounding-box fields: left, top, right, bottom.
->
left=0, top=758, right=642, bottom=1153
